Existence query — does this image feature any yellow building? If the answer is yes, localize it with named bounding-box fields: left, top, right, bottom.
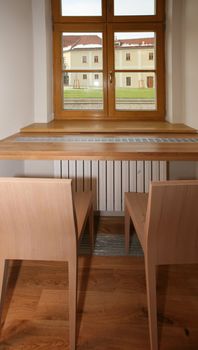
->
left=63, top=35, right=155, bottom=89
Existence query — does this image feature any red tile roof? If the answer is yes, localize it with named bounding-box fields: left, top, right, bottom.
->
left=63, top=35, right=102, bottom=49
left=62, top=35, right=154, bottom=49
left=116, top=38, right=154, bottom=46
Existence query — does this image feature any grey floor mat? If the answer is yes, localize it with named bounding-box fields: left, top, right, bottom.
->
left=79, top=231, right=143, bottom=256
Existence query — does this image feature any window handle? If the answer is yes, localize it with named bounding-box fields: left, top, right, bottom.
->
left=109, top=71, right=113, bottom=83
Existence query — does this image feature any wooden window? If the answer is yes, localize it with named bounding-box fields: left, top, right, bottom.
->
left=83, top=74, right=87, bottom=79
left=52, top=0, right=165, bottom=120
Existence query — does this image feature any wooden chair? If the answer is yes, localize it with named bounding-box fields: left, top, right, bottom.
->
left=0, top=177, right=93, bottom=350
left=125, top=180, right=198, bottom=350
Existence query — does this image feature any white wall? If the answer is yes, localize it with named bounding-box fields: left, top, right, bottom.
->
left=24, top=160, right=59, bottom=178
left=0, top=0, right=53, bottom=175
left=32, top=0, right=53, bottom=123
left=0, top=0, right=53, bottom=142
left=166, top=0, right=184, bottom=123
left=0, top=0, right=34, bottom=175
left=166, top=0, right=198, bottom=180
left=0, top=160, right=24, bottom=176
left=0, top=0, right=34, bottom=140
left=166, top=0, right=198, bottom=130
left=169, top=161, right=197, bottom=180
left=181, top=0, right=198, bottom=130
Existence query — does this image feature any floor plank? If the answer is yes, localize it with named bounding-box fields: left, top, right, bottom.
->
left=0, top=217, right=198, bottom=349
left=0, top=256, right=198, bottom=349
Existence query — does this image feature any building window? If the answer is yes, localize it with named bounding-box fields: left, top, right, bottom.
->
left=52, top=0, right=165, bottom=120
left=94, top=55, right=99, bottom=63
left=83, top=74, right=87, bottom=80
left=126, top=77, right=131, bottom=86
left=126, top=53, right=131, bottom=61
left=149, top=52, right=154, bottom=60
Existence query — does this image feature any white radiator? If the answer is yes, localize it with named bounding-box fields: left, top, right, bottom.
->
left=62, top=160, right=167, bottom=213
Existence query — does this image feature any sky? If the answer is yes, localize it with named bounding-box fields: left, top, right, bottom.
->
left=114, top=0, right=155, bottom=16
left=61, top=0, right=102, bottom=16
left=61, top=0, right=155, bottom=16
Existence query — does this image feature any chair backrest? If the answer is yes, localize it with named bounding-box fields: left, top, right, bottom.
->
left=0, top=178, right=77, bottom=261
left=145, top=180, right=198, bottom=265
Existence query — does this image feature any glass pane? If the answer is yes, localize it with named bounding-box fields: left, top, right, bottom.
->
left=114, top=32, right=155, bottom=70
left=115, top=73, right=156, bottom=110
left=61, top=0, right=102, bottom=16
left=114, top=0, right=155, bottom=16
left=62, top=33, right=103, bottom=70
left=63, top=72, right=103, bottom=110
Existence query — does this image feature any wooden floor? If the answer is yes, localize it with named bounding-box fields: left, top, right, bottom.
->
left=0, top=218, right=198, bottom=350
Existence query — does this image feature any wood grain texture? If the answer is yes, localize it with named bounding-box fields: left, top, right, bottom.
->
left=125, top=180, right=198, bottom=350
left=1, top=132, right=198, bottom=161
left=125, top=193, right=148, bottom=250
left=0, top=178, right=93, bottom=350
left=0, top=256, right=197, bottom=349
left=20, top=120, right=196, bottom=134
left=52, top=1, right=165, bottom=120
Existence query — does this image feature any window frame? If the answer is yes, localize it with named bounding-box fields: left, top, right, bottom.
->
left=107, top=22, right=165, bottom=119
left=52, top=0, right=107, bottom=23
left=52, top=0, right=165, bottom=23
left=107, top=0, right=165, bottom=23
left=52, top=0, right=165, bottom=121
left=53, top=23, right=107, bottom=119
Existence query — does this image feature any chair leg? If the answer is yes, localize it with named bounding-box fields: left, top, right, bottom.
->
left=68, top=256, right=77, bottom=350
left=145, top=257, right=158, bottom=350
left=0, top=259, right=9, bottom=328
left=124, top=206, right=131, bottom=254
left=88, top=204, right=94, bottom=252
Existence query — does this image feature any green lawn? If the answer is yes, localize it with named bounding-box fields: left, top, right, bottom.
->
left=64, top=88, right=102, bottom=98
left=64, top=88, right=155, bottom=99
left=116, top=88, right=155, bottom=99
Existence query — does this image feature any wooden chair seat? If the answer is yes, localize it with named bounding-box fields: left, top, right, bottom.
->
left=125, top=180, right=198, bottom=350
left=0, top=178, right=94, bottom=350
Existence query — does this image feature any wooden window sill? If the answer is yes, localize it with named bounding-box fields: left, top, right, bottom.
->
left=20, top=120, right=197, bottom=134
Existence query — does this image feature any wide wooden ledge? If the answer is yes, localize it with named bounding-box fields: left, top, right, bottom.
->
left=1, top=131, right=198, bottom=160
left=21, top=120, right=197, bottom=134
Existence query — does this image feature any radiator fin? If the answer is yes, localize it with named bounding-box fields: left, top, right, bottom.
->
left=62, top=160, right=167, bottom=212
